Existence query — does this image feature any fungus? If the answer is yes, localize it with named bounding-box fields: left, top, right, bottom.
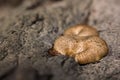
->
left=51, top=25, right=108, bottom=64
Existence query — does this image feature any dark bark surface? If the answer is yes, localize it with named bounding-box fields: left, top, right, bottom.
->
left=0, top=0, right=120, bottom=80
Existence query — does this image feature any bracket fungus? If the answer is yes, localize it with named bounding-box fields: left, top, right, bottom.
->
left=51, top=25, right=108, bottom=64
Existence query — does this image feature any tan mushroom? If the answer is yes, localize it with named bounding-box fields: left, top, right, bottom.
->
left=64, top=25, right=99, bottom=37
left=74, top=36, right=108, bottom=64
left=52, top=25, right=108, bottom=64
left=54, top=35, right=88, bottom=57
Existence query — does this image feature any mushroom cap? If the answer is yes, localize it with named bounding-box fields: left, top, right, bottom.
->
left=54, top=35, right=88, bottom=57
left=75, top=36, right=108, bottom=64
left=64, top=25, right=99, bottom=37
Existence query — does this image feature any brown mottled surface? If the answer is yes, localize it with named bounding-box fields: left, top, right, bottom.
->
left=0, top=0, right=120, bottom=80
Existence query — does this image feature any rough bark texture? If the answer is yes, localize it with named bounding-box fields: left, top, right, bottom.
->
left=0, top=0, right=120, bottom=80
